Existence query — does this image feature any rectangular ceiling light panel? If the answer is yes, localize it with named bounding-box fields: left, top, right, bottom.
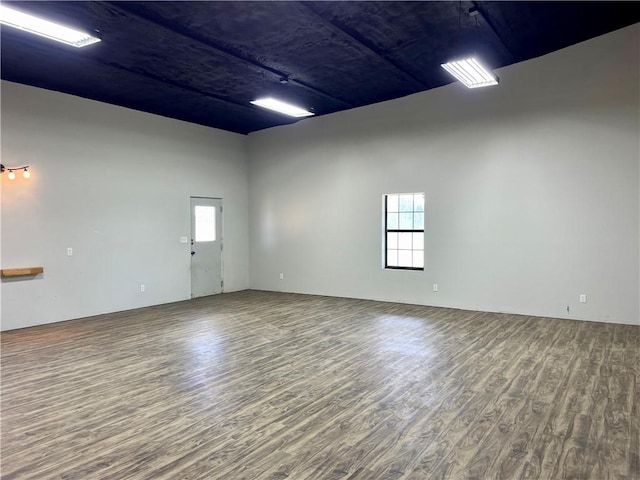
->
left=250, top=97, right=314, bottom=118
left=441, top=58, right=498, bottom=89
left=0, top=5, right=101, bottom=48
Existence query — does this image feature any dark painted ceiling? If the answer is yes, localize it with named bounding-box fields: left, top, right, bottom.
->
left=2, top=1, right=639, bottom=134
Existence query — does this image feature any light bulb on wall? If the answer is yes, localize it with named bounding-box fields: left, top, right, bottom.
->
left=1, top=164, right=31, bottom=180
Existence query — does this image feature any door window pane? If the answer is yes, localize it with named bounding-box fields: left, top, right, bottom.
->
left=195, top=205, right=216, bottom=242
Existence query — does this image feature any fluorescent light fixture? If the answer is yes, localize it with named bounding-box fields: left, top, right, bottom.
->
left=441, top=57, right=498, bottom=89
left=250, top=97, right=314, bottom=118
left=0, top=5, right=101, bottom=48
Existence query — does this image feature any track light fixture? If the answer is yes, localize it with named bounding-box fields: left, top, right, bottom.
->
left=1, top=164, right=31, bottom=180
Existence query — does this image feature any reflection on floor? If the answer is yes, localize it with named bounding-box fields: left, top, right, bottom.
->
left=2, top=290, right=638, bottom=479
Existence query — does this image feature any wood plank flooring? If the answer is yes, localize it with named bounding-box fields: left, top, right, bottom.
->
left=1, top=290, right=638, bottom=480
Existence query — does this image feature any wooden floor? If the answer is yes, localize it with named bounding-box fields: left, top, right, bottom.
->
left=1, top=291, right=638, bottom=480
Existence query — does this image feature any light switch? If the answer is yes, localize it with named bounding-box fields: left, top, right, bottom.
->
left=67, top=248, right=73, bottom=256
left=180, top=236, right=188, bottom=244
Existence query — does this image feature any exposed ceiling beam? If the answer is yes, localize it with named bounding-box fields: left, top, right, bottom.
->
left=4, top=32, right=267, bottom=119
left=299, top=2, right=428, bottom=90
left=471, top=1, right=516, bottom=63
left=104, top=2, right=354, bottom=109
left=106, top=63, right=259, bottom=113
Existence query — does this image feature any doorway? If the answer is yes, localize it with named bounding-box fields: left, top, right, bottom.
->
left=190, top=197, right=223, bottom=298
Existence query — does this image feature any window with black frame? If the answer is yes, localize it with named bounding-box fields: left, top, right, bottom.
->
left=384, top=193, right=424, bottom=270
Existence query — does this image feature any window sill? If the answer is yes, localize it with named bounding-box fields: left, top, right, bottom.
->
left=384, top=267, right=424, bottom=271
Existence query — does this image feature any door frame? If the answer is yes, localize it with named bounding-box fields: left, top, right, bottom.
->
left=190, top=196, right=224, bottom=297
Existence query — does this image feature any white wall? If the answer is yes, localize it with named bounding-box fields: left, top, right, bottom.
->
left=248, top=25, right=640, bottom=325
left=1, top=81, right=249, bottom=330
left=2, top=25, right=638, bottom=330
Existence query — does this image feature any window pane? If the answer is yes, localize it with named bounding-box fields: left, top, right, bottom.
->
left=413, top=212, right=424, bottom=230
left=387, top=232, right=398, bottom=249
left=399, top=194, right=413, bottom=212
left=414, top=194, right=424, bottom=212
left=387, top=194, right=399, bottom=213
left=195, top=206, right=216, bottom=242
left=398, top=232, right=412, bottom=250
left=387, top=212, right=398, bottom=229
left=398, top=250, right=412, bottom=267
left=399, top=212, right=413, bottom=229
left=412, top=232, right=424, bottom=250
left=384, top=192, right=425, bottom=270
left=413, top=250, right=424, bottom=268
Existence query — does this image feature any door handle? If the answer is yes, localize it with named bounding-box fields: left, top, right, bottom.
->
left=191, top=251, right=196, bottom=256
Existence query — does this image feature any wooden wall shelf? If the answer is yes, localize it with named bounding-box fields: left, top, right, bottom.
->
left=1, top=267, right=44, bottom=277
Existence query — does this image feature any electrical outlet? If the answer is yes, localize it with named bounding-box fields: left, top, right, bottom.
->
left=279, top=273, right=284, bottom=280
left=140, top=284, right=145, bottom=292
left=433, top=284, right=439, bottom=292
left=179, top=236, right=188, bottom=244
left=67, top=247, right=73, bottom=256
left=579, top=294, right=587, bottom=303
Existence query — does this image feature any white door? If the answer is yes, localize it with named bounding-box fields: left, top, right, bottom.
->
left=190, top=197, right=223, bottom=298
